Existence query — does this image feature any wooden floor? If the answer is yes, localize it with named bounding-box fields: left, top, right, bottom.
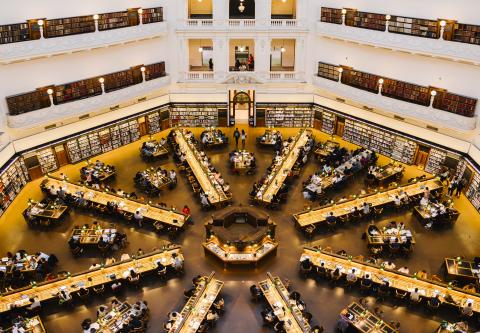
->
left=1, top=126, right=479, bottom=332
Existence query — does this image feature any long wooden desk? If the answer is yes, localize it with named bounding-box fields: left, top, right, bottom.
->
left=0, top=247, right=183, bottom=313
left=294, top=178, right=443, bottom=228
left=341, top=302, right=398, bottom=333
left=42, top=176, right=188, bottom=229
left=81, top=164, right=116, bottom=182
left=24, top=201, right=68, bottom=220
left=4, top=316, right=46, bottom=333
left=173, top=129, right=229, bottom=205
left=70, top=226, right=117, bottom=246
left=170, top=272, right=224, bottom=333
left=95, top=301, right=134, bottom=333
left=373, top=163, right=403, bottom=184
left=445, top=258, right=479, bottom=282
left=314, top=140, right=339, bottom=159
left=259, top=272, right=311, bottom=333
left=257, top=129, right=311, bottom=204
left=301, top=248, right=480, bottom=313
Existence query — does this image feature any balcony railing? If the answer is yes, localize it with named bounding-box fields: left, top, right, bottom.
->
left=268, top=71, right=303, bottom=81
left=177, top=19, right=305, bottom=31
left=185, top=72, right=215, bottom=81
left=181, top=70, right=304, bottom=83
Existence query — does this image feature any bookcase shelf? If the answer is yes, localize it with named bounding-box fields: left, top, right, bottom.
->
left=142, top=7, right=164, bottom=24
left=104, top=68, right=143, bottom=93
left=466, top=171, right=480, bottom=211
left=452, top=23, right=480, bottom=45
left=345, top=10, right=386, bottom=31
left=6, top=90, right=51, bottom=115
left=170, top=104, right=221, bottom=127
left=264, top=104, right=313, bottom=128
left=320, top=7, right=343, bottom=25
left=54, top=78, right=102, bottom=105
left=144, top=62, right=166, bottom=81
left=342, top=69, right=380, bottom=93
left=424, top=148, right=447, bottom=175
left=0, top=158, right=29, bottom=216
left=98, top=11, right=131, bottom=31
left=389, top=16, right=439, bottom=39
left=314, top=106, right=336, bottom=135
left=381, top=78, right=430, bottom=106
left=0, top=22, right=37, bottom=44
left=433, top=91, right=477, bottom=117
left=44, top=15, right=95, bottom=38
left=391, top=136, right=417, bottom=164
left=317, top=62, right=340, bottom=82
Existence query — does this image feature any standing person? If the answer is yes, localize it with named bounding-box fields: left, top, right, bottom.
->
left=241, top=129, right=247, bottom=150
left=456, top=178, right=467, bottom=197
left=233, top=128, right=240, bottom=149
left=209, top=58, right=213, bottom=71
left=448, top=178, right=458, bottom=197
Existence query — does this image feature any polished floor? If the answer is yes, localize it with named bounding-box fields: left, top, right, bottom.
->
left=1, top=126, right=480, bottom=332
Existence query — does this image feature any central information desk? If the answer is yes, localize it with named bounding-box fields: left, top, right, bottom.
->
left=169, top=272, right=224, bottom=333
left=42, top=176, right=188, bottom=229
left=301, top=248, right=480, bottom=314
left=173, top=129, right=230, bottom=206
left=341, top=302, right=398, bottom=333
left=0, top=247, right=184, bottom=313
left=259, top=272, right=311, bottom=333
left=294, top=178, right=443, bottom=229
left=257, top=129, right=312, bottom=204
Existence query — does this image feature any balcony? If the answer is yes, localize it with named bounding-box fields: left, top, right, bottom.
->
left=0, top=21, right=168, bottom=64
left=177, top=19, right=306, bottom=32
left=180, top=71, right=304, bottom=84
left=6, top=75, right=171, bottom=128
left=312, top=75, right=477, bottom=131
left=316, top=22, right=480, bottom=65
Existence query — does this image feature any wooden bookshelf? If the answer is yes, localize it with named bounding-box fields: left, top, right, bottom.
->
left=425, top=148, right=447, bottom=175
left=54, top=78, right=102, bottom=104
left=388, top=16, right=440, bottom=39
left=433, top=91, right=477, bottom=117
left=0, top=158, right=29, bottom=216
left=103, top=68, right=143, bottom=93
left=0, top=22, right=35, bottom=44
left=6, top=89, right=51, bottom=115
left=320, top=7, right=342, bottom=25
left=44, top=15, right=95, bottom=38
left=381, top=78, right=430, bottom=106
left=170, top=104, right=221, bottom=127
left=142, top=7, right=164, bottom=24
left=144, top=61, right=166, bottom=81
left=342, top=69, right=380, bottom=93
left=466, top=171, right=480, bottom=212
left=452, top=23, right=480, bottom=45
left=345, top=10, right=386, bottom=31
left=317, top=62, right=340, bottom=81
left=264, top=104, right=313, bottom=128
left=98, top=10, right=136, bottom=31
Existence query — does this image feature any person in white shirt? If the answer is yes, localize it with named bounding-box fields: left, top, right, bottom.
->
left=383, top=261, right=396, bottom=270
left=409, top=288, right=421, bottom=302
left=346, top=269, right=358, bottom=283
left=172, top=253, right=183, bottom=272
left=398, top=266, right=410, bottom=274
left=89, top=263, right=101, bottom=270
left=461, top=302, right=474, bottom=316
left=200, top=193, right=209, bottom=207
left=134, top=209, right=143, bottom=227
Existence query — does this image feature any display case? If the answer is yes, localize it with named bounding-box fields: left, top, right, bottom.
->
left=144, top=61, right=166, bottom=81
left=388, top=16, right=440, bottom=38
left=381, top=78, right=430, bottom=106
left=54, top=78, right=102, bottom=105
left=345, top=10, right=386, bottom=31
left=6, top=90, right=51, bottom=115
left=170, top=104, right=221, bottom=127
left=342, top=69, right=380, bottom=93
left=317, top=62, right=340, bottom=81
left=98, top=10, right=134, bottom=31
left=320, top=7, right=343, bottom=24
left=263, top=104, right=313, bottom=128
left=432, top=91, right=477, bottom=117
left=452, top=23, right=480, bottom=45
left=0, top=158, right=30, bottom=216
left=103, top=68, right=143, bottom=93
left=424, top=148, right=447, bottom=175
left=44, top=15, right=95, bottom=38
left=0, top=22, right=36, bottom=44
left=141, top=7, right=164, bottom=24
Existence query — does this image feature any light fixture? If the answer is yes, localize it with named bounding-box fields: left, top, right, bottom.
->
left=238, top=0, right=245, bottom=13
left=198, top=39, right=203, bottom=52
left=385, top=14, right=391, bottom=20
left=99, top=77, right=105, bottom=84
left=37, top=19, right=44, bottom=26
left=337, top=67, right=343, bottom=73
left=239, top=46, right=245, bottom=52
left=47, top=88, right=53, bottom=95
left=378, top=78, right=384, bottom=84
left=440, top=20, right=446, bottom=27
left=282, top=0, right=287, bottom=2
left=281, top=46, right=286, bottom=53
left=140, top=66, right=146, bottom=72
left=93, top=14, right=99, bottom=20
left=430, top=90, right=437, bottom=96
left=341, top=9, right=347, bottom=15
left=137, top=8, right=143, bottom=14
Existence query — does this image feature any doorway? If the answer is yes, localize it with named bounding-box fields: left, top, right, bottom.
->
left=229, top=90, right=255, bottom=126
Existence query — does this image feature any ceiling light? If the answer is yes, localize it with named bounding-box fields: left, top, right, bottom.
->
left=238, top=0, right=245, bottom=13
left=198, top=46, right=203, bottom=52
left=281, top=46, right=286, bottom=53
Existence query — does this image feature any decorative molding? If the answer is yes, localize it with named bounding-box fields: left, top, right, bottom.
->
left=7, top=76, right=171, bottom=128
left=0, top=22, right=168, bottom=64
left=312, top=75, right=477, bottom=131
left=316, top=22, right=480, bottom=65
left=177, top=19, right=308, bottom=33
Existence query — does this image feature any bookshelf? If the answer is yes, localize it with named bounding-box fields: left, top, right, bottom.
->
left=54, top=78, right=102, bottom=104
left=424, top=148, right=447, bottom=175
left=109, top=125, right=122, bottom=149
left=466, top=171, right=480, bottom=211
left=345, top=10, right=386, bottom=31
left=433, top=91, right=477, bottom=117
left=454, top=159, right=467, bottom=181
left=98, top=11, right=131, bottom=31
left=6, top=90, right=51, bottom=115
left=452, top=23, right=480, bottom=45
left=128, top=120, right=140, bottom=141
left=104, top=68, right=143, bottom=93
left=44, top=15, right=95, bottom=38
left=0, top=22, right=34, bottom=44
left=0, top=158, right=29, bottom=216
left=388, top=16, right=439, bottom=39
left=142, top=7, right=164, bottom=24
left=147, top=112, right=161, bottom=134
left=264, top=104, right=313, bottom=128
left=381, top=78, right=430, bottom=106
left=321, top=110, right=336, bottom=135
left=391, top=136, right=417, bottom=164
left=320, top=7, right=343, bottom=24
left=98, top=129, right=113, bottom=153
left=170, top=104, right=221, bottom=127
left=144, top=62, right=166, bottom=81
left=317, top=62, right=340, bottom=81
left=370, top=127, right=395, bottom=155
left=342, top=69, right=380, bottom=93
left=37, top=148, right=58, bottom=174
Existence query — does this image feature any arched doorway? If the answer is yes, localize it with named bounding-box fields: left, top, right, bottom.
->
left=229, top=90, right=255, bottom=126
left=229, top=0, right=255, bottom=19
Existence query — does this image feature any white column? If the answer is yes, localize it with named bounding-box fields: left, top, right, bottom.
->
left=213, top=0, right=228, bottom=21
left=178, top=37, right=188, bottom=79
left=213, top=37, right=228, bottom=80
left=255, top=36, right=270, bottom=77
left=256, top=0, right=270, bottom=23
left=294, top=38, right=305, bottom=76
